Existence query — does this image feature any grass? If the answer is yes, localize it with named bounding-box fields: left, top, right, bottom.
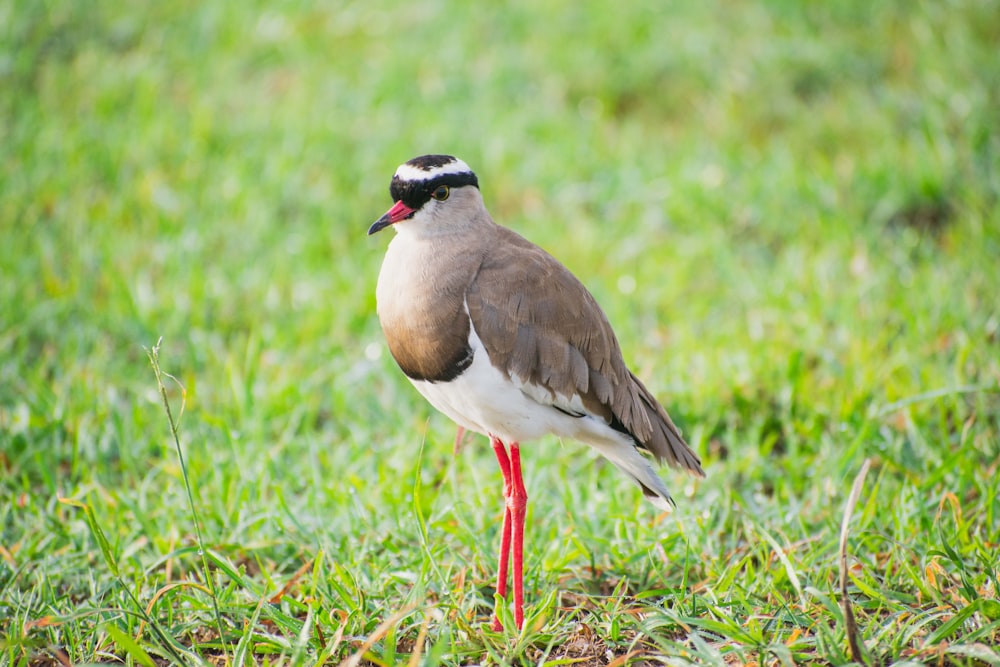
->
left=2, top=0, right=999, bottom=664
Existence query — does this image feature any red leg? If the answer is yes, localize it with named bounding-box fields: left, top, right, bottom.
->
left=491, top=436, right=513, bottom=631
left=492, top=507, right=512, bottom=631
left=489, top=437, right=528, bottom=631
left=508, top=442, right=527, bottom=630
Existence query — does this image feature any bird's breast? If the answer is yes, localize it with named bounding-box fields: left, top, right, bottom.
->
left=375, top=237, right=477, bottom=383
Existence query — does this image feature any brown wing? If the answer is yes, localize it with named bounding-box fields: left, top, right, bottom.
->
left=465, top=226, right=704, bottom=476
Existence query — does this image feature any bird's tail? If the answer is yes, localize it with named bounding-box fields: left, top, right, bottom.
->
left=629, top=371, right=705, bottom=477
left=584, top=432, right=677, bottom=512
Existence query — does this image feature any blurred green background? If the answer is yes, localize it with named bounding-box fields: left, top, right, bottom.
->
left=2, top=0, right=998, bottom=664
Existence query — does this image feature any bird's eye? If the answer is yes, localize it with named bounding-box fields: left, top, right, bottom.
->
left=431, top=185, right=450, bottom=201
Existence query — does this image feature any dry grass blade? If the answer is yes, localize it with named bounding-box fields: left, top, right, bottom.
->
left=607, top=650, right=642, bottom=667
left=839, top=458, right=873, bottom=666
left=322, top=610, right=350, bottom=660
left=338, top=606, right=414, bottom=667
left=49, top=648, right=73, bottom=667
left=268, top=556, right=315, bottom=604
left=406, top=615, right=430, bottom=667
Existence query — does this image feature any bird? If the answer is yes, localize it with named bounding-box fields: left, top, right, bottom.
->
left=368, top=154, right=705, bottom=631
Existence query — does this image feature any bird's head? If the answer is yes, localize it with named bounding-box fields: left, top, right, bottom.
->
left=368, top=155, right=483, bottom=236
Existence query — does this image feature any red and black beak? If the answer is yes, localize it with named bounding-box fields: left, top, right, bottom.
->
left=368, top=200, right=416, bottom=235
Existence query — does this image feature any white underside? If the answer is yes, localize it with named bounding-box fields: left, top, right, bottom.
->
left=410, top=319, right=675, bottom=511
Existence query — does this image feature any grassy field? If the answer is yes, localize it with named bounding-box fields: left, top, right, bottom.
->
left=2, top=0, right=999, bottom=664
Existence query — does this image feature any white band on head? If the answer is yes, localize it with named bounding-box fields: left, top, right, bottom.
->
left=395, top=157, right=474, bottom=183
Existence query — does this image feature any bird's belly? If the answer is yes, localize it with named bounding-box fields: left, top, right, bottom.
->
left=406, top=323, right=581, bottom=444
left=408, top=347, right=560, bottom=444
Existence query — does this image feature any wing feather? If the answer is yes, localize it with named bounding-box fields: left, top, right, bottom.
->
left=465, top=225, right=703, bottom=476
